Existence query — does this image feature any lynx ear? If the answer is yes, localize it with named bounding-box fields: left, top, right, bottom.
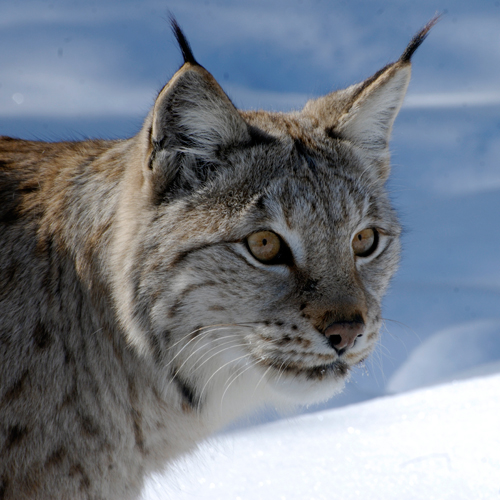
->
left=333, top=63, right=411, bottom=165
left=147, top=21, right=249, bottom=200
left=303, top=16, right=438, bottom=179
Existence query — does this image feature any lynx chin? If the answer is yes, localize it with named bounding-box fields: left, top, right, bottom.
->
left=0, top=16, right=437, bottom=500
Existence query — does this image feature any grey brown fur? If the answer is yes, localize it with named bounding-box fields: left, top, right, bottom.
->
left=0, top=17, right=436, bottom=499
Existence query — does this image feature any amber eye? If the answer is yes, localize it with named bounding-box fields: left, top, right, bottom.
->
left=352, top=228, right=378, bottom=257
left=247, top=231, right=283, bottom=263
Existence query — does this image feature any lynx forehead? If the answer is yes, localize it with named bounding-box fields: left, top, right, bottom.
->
left=0, top=17, right=437, bottom=500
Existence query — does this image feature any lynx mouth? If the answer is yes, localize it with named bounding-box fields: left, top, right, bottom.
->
left=253, top=357, right=351, bottom=404
left=259, top=358, right=350, bottom=381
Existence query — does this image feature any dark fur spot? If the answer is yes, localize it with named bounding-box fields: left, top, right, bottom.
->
left=5, top=425, right=27, bottom=449
left=80, top=475, right=91, bottom=490
left=297, top=337, right=311, bottom=348
left=152, top=385, right=164, bottom=405
left=127, top=376, right=147, bottom=454
left=299, top=303, right=307, bottom=311
left=302, top=279, right=318, bottom=293
left=46, top=446, right=67, bottom=467
left=245, top=125, right=277, bottom=148
left=150, top=336, right=163, bottom=366
left=61, top=381, right=78, bottom=408
left=208, top=305, right=226, bottom=311
left=0, top=204, right=19, bottom=224
left=0, top=263, right=18, bottom=292
left=62, top=342, right=75, bottom=366
left=0, top=476, right=8, bottom=499
left=254, top=194, right=267, bottom=211
left=173, top=373, right=200, bottom=411
left=275, top=321, right=284, bottom=326
left=167, top=302, right=180, bottom=319
left=335, top=362, right=349, bottom=377
left=1, top=371, right=29, bottom=405
left=148, top=126, right=153, bottom=152
left=40, top=236, right=67, bottom=301
left=78, top=412, right=100, bottom=438
left=68, top=464, right=91, bottom=491
left=68, top=464, right=82, bottom=477
left=131, top=409, right=146, bottom=454
left=291, top=325, right=298, bottom=331
left=325, top=127, right=342, bottom=140
left=0, top=161, right=21, bottom=224
left=33, top=321, right=53, bottom=349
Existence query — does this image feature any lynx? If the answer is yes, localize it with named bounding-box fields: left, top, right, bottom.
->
left=0, top=17, right=436, bottom=500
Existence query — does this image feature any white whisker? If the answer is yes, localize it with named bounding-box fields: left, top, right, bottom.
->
left=165, top=327, right=239, bottom=371
left=382, top=317, right=421, bottom=342
left=199, top=353, right=253, bottom=402
left=275, top=359, right=289, bottom=386
left=169, top=333, right=240, bottom=373
left=164, top=321, right=259, bottom=369
left=191, top=340, right=248, bottom=373
left=220, top=360, right=258, bottom=411
left=253, top=365, right=272, bottom=396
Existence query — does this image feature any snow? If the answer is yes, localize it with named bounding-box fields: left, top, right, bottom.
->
left=1, top=1, right=499, bottom=498
left=388, top=320, right=500, bottom=393
left=143, top=374, right=500, bottom=500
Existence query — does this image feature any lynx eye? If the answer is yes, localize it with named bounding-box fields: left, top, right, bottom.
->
left=352, top=228, right=378, bottom=257
left=246, top=231, right=283, bottom=263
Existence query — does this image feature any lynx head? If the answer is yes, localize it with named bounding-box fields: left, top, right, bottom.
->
left=112, top=18, right=437, bottom=423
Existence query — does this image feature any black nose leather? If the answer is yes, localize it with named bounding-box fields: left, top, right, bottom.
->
left=324, top=321, right=364, bottom=354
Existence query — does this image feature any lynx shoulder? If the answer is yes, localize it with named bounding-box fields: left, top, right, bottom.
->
left=0, top=17, right=437, bottom=500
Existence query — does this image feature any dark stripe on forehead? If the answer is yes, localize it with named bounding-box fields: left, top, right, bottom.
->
left=293, top=139, right=319, bottom=181
left=292, top=139, right=369, bottom=208
left=330, top=171, right=364, bottom=191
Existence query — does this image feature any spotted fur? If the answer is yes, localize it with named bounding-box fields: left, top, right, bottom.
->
left=0, top=17, right=437, bottom=500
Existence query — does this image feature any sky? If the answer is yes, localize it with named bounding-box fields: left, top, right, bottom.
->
left=1, top=1, right=499, bottom=497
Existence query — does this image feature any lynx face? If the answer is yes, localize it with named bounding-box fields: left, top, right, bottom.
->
left=111, top=20, right=435, bottom=418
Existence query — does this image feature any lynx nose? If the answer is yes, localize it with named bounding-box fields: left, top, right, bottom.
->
left=324, top=321, right=364, bottom=354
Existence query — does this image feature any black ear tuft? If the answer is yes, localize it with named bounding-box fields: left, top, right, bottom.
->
left=400, top=14, right=440, bottom=63
left=169, top=14, right=198, bottom=66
